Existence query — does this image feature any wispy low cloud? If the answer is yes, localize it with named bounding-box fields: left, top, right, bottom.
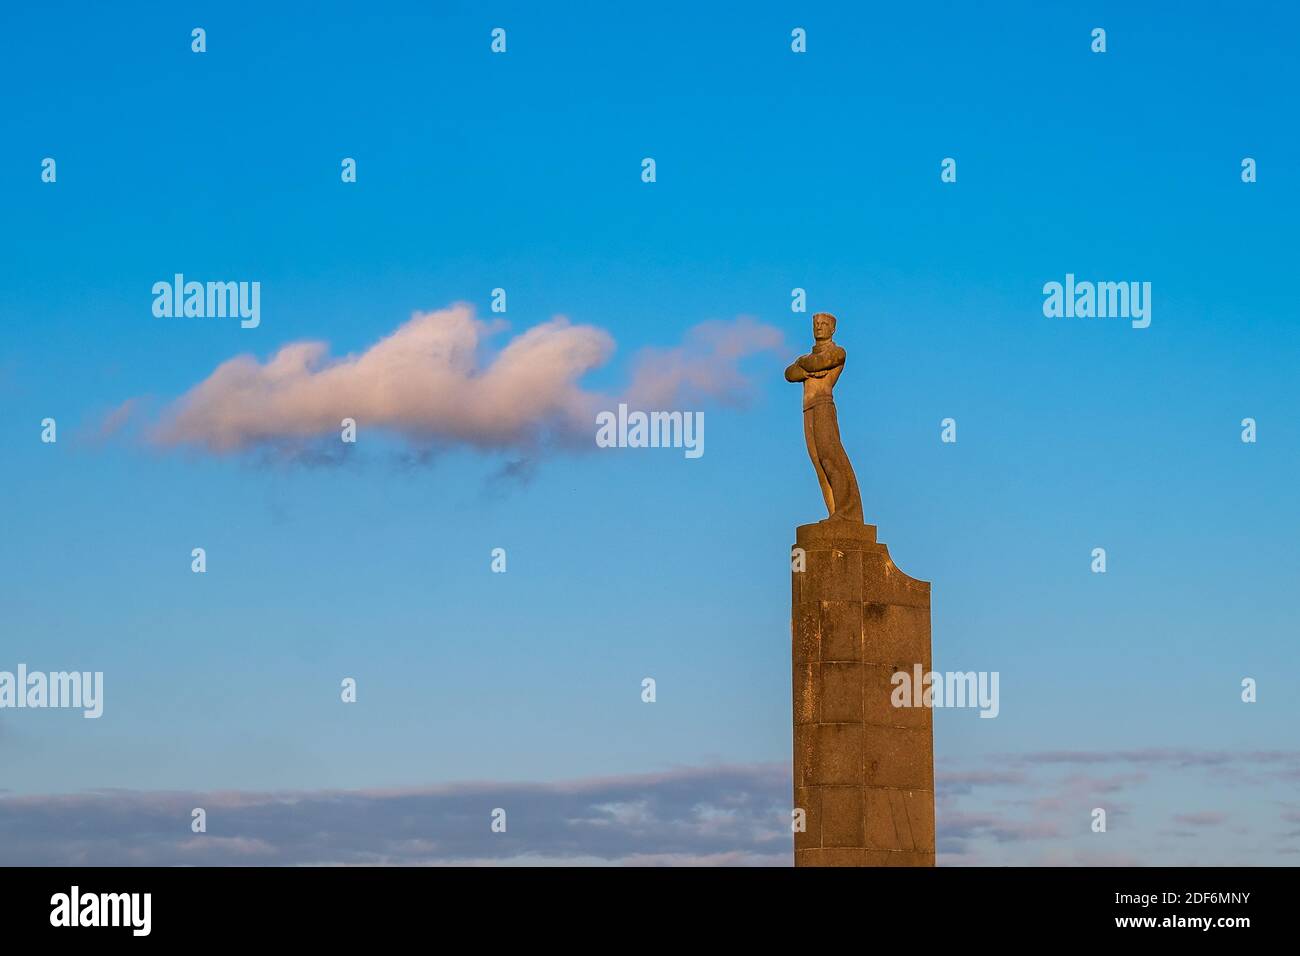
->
left=624, top=317, right=785, bottom=409
left=126, top=304, right=783, bottom=458
left=0, top=764, right=793, bottom=866
left=935, top=770, right=1027, bottom=795
left=937, top=748, right=1300, bottom=865
left=937, top=808, right=1062, bottom=844
left=5, top=753, right=1291, bottom=866
left=1008, top=748, right=1300, bottom=771
left=1171, top=811, right=1228, bottom=827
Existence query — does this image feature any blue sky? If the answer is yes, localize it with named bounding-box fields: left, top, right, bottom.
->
left=1, top=1, right=1298, bottom=864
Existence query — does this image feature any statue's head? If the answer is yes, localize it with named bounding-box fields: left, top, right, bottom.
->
left=812, top=312, right=837, bottom=342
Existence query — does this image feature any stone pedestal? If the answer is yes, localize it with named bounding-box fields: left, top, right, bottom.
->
left=792, top=521, right=935, bottom=866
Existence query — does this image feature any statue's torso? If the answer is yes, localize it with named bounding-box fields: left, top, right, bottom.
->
left=802, top=362, right=842, bottom=411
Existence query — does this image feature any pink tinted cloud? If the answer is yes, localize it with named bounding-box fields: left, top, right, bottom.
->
left=625, top=316, right=785, bottom=409
left=143, top=304, right=783, bottom=455
left=1171, top=811, right=1228, bottom=826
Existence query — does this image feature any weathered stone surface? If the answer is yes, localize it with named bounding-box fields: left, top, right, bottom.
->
left=820, top=601, right=864, bottom=662
left=862, top=603, right=932, bottom=663
left=862, top=662, right=931, bottom=729
left=793, top=603, right=820, bottom=663
left=811, top=723, right=864, bottom=786
left=820, top=787, right=864, bottom=847
left=792, top=522, right=934, bottom=867
left=793, top=663, right=818, bottom=724
left=862, top=727, right=934, bottom=790
left=820, top=662, right=864, bottom=723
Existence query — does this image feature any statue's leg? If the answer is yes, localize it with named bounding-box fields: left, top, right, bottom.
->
left=804, top=407, right=835, bottom=516
left=813, top=403, right=863, bottom=522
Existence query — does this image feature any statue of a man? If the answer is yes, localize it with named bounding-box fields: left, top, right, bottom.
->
left=784, top=312, right=864, bottom=523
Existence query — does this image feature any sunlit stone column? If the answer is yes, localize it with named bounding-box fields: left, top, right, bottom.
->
left=792, top=521, right=935, bottom=866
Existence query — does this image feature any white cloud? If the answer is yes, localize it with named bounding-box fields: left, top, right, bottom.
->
left=143, top=304, right=784, bottom=457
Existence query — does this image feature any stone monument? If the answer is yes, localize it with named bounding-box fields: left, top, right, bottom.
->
left=786, top=312, right=935, bottom=866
